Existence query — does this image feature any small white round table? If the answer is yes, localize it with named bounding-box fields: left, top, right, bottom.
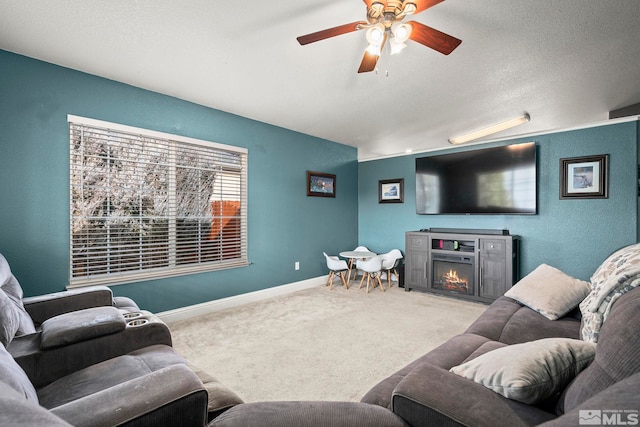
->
left=339, top=251, right=377, bottom=285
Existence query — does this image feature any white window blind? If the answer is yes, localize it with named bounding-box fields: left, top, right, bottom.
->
left=69, top=115, right=248, bottom=287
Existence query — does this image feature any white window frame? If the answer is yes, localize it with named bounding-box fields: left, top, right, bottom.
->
left=68, top=115, right=248, bottom=287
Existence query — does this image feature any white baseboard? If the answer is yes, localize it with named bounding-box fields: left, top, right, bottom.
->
left=157, top=275, right=327, bottom=324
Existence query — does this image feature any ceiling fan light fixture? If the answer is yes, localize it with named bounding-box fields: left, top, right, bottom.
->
left=366, top=43, right=383, bottom=56
left=391, top=22, right=411, bottom=43
left=371, top=2, right=385, bottom=13
left=365, top=23, right=386, bottom=55
left=403, top=2, right=417, bottom=15
left=389, top=38, right=407, bottom=54
left=366, top=24, right=385, bottom=45
left=448, top=113, right=531, bottom=145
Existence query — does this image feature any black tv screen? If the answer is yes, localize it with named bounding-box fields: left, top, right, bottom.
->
left=415, top=142, right=537, bottom=215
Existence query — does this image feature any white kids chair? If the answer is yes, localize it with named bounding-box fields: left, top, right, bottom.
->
left=323, top=252, right=349, bottom=290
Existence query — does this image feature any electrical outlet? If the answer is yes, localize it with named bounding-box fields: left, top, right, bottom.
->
left=295, top=261, right=300, bottom=271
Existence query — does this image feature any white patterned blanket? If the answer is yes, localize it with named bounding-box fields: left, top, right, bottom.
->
left=580, top=243, right=640, bottom=343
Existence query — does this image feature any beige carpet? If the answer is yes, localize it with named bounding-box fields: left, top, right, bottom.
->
left=167, top=283, right=487, bottom=403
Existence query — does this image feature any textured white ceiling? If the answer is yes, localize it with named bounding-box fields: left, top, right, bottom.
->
left=1, top=0, right=639, bottom=160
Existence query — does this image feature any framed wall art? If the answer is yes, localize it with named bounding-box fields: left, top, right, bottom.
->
left=307, top=171, right=336, bottom=198
left=559, top=154, right=609, bottom=199
left=379, top=178, right=404, bottom=204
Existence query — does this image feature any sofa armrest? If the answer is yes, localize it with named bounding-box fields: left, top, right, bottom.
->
left=9, top=311, right=173, bottom=388
left=0, top=380, right=73, bottom=426
left=23, top=286, right=114, bottom=326
left=50, top=364, right=208, bottom=427
left=539, top=372, right=640, bottom=427
left=392, top=363, right=556, bottom=427
left=39, top=306, right=126, bottom=349
left=211, top=401, right=409, bottom=427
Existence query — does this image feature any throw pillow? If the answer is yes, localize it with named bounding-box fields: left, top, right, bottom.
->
left=504, top=264, right=591, bottom=320
left=0, top=289, right=20, bottom=346
left=0, top=254, right=36, bottom=335
left=449, top=338, right=596, bottom=404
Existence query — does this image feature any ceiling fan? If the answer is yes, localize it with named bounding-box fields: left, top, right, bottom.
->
left=296, top=0, right=462, bottom=73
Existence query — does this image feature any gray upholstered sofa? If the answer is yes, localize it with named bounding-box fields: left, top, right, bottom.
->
left=360, top=285, right=640, bottom=426
left=9, top=288, right=176, bottom=389
left=0, top=254, right=242, bottom=426
left=1, top=342, right=209, bottom=426
left=212, top=244, right=640, bottom=427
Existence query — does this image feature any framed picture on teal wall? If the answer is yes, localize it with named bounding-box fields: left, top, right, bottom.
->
left=560, top=154, right=609, bottom=199
left=307, top=171, right=336, bottom=197
left=379, top=178, right=404, bottom=204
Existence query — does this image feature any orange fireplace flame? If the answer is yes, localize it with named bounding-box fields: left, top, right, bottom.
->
left=439, top=269, right=469, bottom=290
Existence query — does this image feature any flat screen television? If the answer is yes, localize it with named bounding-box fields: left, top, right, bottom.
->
left=415, top=142, right=537, bottom=215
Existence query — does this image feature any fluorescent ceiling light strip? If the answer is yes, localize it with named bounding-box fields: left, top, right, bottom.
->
left=448, top=113, right=530, bottom=145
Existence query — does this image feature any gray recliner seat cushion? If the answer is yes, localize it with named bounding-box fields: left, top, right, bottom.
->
left=37, top=344, right=188, bottom=409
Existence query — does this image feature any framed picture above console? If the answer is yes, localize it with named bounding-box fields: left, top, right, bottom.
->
left=379, top=178, right=404, bottom=204
left=559, top=154, right=609, bottom=199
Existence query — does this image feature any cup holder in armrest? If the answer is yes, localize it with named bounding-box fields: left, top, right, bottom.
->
left=127, top=319, right=149, bottom=327
left=123, top=312, right=143, bottom=319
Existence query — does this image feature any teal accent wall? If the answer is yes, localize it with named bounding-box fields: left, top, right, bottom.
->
left=359, top=122, right=639, bottom=281
left=0, top=50, right=358, bottom=312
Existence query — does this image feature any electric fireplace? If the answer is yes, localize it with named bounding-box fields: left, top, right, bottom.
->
left=431, top=253, right=475, bottom=296
left=405, top=230, right=520, bottom=303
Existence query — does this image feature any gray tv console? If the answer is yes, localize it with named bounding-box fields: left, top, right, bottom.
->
left=405, top=229, right=519, bottom=304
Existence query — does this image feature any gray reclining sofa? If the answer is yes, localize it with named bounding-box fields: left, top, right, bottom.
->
left=0, top=253, right=242, bottom=426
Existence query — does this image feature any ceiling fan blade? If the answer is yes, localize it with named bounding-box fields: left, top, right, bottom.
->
left=357, top=50, right=379, bottom=73
left=410, top=0, right=446, bottom=14
left=406, top=20, right=461, bottom=55
left=297, top=21, right=368, bottom=45
left=357, top=35, right=388, bottom=73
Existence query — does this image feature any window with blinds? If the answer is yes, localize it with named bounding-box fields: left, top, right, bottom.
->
left=69, top=115, right=248, bottom=287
